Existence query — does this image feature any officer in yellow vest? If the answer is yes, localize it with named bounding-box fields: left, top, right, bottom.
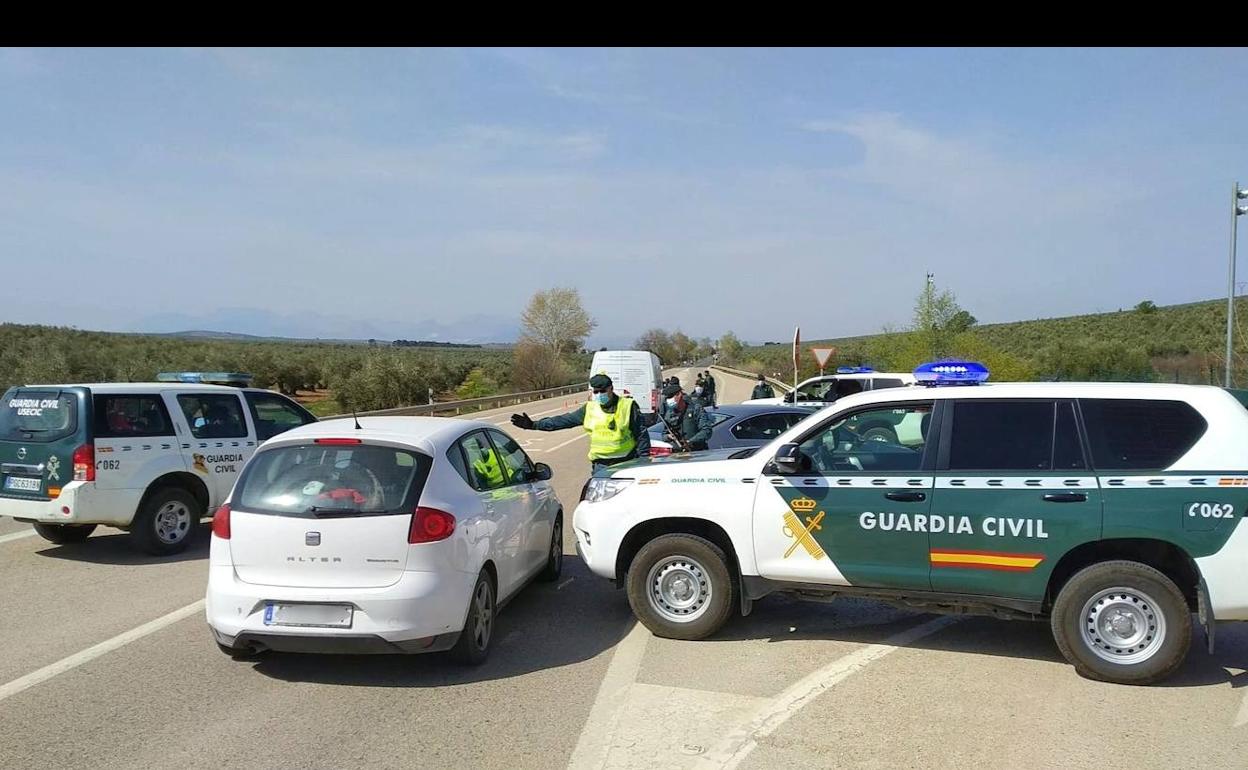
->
left=468, top=441, right=507, bottom=488
left=511, top=373, right=651, bottom=471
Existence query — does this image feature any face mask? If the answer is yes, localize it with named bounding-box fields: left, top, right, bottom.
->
left=595, top=392, right=611, bottom=405
left=694, top=386, right=704, bottom=395
left=665, top=397, right=679, bottom=408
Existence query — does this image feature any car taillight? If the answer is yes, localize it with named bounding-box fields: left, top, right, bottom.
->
left=650, top=446, right=672, bottom=457
left=409, top=507, right=456, bottom=543
left=212, top=504, right=231, bottom=539
left=72, top=444, right=94, bottom=482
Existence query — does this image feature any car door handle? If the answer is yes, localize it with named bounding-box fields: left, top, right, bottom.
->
left=1043, top=493, right=1088, bottom=503
left=885, top=491, right=926, bottom=502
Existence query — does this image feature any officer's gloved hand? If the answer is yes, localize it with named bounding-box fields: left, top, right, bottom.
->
left=511, top=413, right=535, bottom=430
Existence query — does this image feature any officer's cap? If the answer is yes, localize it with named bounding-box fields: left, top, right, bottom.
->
left=662, top=381, right=682, bottom=397
left=589, top=373, right=613, bottom=389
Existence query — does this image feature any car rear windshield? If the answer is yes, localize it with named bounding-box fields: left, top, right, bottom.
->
left=235, top=443, right=432, bottom=517
left=0, top=389, right=79, bottom=443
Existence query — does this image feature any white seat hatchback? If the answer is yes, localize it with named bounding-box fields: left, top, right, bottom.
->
left=206, top=416, right=563, bottom=664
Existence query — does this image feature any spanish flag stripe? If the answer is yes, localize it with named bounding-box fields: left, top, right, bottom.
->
left=930, top=551, right=1044, bottom=570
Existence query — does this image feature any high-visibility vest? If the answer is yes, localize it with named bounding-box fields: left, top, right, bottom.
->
left=472, top=449, right=507, bottom=488
left=583, top=397, right=636, bottom=461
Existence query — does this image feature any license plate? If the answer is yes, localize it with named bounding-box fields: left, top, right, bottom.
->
left=4, top=476, right=41, bottom=492
left=263, top=603, right=353, bottom=628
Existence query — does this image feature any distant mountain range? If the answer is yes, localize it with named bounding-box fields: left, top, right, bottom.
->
left=129, top=308, right=523, bottom=345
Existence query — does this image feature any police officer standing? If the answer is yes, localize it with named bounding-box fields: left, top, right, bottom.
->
left=751, top=373, right=775, bottom=399
left=510, top=373, right=650, bottom=471
left=703, top=370, right=717, bottom=407
left=658, top=380, right=713, bottom=452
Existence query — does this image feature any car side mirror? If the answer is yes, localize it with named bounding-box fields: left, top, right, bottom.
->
left=772, top=443, right=811, bottom=475
left=532, top=462, right=553, bottom=481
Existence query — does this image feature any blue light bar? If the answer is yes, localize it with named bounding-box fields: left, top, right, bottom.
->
left=836, top=366, right=875, bottom=374
left=913, top=361, right=989, bottom=386
left=156, top=372, right=253, bottom=386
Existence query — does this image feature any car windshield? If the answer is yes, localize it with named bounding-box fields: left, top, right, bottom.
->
left=235, top=443, right=432, bottom=516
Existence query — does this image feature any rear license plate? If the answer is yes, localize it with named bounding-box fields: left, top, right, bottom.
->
left=263, top=603, right=353, bottom=628
left=4, top=476, right=41, bottom=492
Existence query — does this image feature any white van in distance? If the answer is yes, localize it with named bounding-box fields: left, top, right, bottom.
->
left=588, top=350, right=663, bottom=417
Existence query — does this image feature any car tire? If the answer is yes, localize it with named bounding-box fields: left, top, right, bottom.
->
left=626, top=533, right=736, bottom=641
left=451, top=569, right=496, bottom=665
left=32, top=523, right=96, bottom=544
left=130, top=487, right=202, bottom=556
left=859, top=424, right=898, bottom=444
left=537, top=514, right=563, bottom=583
left=1050, top=560, right=1191, bottom=685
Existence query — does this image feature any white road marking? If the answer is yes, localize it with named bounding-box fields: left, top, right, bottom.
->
left=566, top=614, right=958, bottom=770
left=0, top=599, right=205, bottom=703
left=538, top=433, right=588, bottom=453
left=0, top=528, right=37, bottom=545
left=567, top=622, right=651, bottom=769
left=700, top=615, right=959, bottom=768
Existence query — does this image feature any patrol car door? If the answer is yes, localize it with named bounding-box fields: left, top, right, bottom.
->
left=92, top=393, right=187, bottom=497
left=753, top=401, right=936, bottom=589
left=172, top=392, right=256, bottom=509
left=928, top=399, right=1102, bottom=600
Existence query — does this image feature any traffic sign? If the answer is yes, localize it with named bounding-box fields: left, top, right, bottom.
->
left=810, top=347, right=836, bottom=369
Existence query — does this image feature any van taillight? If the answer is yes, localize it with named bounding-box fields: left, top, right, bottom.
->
left=409, top=507, right=456, bottom=543
left=72, top=444, right=94, bottom=482
left=212, top=504, right=231, bottom=539
left=651, top=389, right=658, bottom=411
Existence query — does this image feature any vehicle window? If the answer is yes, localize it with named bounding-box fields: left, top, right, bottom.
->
left=948, top=401, right=1055, bottom=471
left=446, top=443, right=471, bottom=486
left=458, top=432, right=507, bottom=491
left=177, top=394, right=248, bottom=439
left=732, top=413, right=797, bottom=441
left=781, top=412, right=810, bottom=430
left=794, top=379, right=833, bottom=402
left=235, top=443, right=431, bottom=516
left=1054, top=401, right=1087, bottom=470
left=798, top=404, right=932, bottom=473
left=246, top=392, right=315, bottom=441
left=93, top=395, right=173, bottom=438
left=871, top=378, right=905, bottom=390
left=489, top=430, right=534, bottom=484
left=708, top=411, right=734, bottom=427
left=1079, top=399, right=1207, bottom=471
left=0, top=389, right=78, bottom=443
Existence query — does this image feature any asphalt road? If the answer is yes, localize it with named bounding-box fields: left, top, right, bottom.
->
left=3, top=367, right=1248, bottom=769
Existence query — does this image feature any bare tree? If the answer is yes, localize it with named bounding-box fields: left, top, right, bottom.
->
left=520, top=287, right=596, bottom=361
left=511, top=338, right=568, bottom=391
left=635, top=328, right=676, bottom=364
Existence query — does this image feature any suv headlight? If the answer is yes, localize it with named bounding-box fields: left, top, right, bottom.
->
left=581, top=477, right=634, bottom=503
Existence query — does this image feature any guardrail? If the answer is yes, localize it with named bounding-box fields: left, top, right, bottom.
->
left=326, top=381, right=589, bottom=420
left=710, top=364, right=793, bottom=393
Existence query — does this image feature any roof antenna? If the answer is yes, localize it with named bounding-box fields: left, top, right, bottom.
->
left=352, top=409, right=362, bottom=431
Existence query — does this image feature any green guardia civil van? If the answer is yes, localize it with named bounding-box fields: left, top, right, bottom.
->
left=572, top=361, right=1248, bottom=684
left=0, top=374, right=315, bottom=555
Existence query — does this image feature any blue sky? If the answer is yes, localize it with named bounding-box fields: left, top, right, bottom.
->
left=2, top=47, right=1247, bottom=346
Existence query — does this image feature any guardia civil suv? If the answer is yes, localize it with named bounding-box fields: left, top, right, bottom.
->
left=573, top=361, right=1248, bottom=685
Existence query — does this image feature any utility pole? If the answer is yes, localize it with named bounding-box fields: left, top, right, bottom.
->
left=1226, top=182, right=1248, bottom=387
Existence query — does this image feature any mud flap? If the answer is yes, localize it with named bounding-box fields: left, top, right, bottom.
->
left=1198, top=577, right=1216, bottom=655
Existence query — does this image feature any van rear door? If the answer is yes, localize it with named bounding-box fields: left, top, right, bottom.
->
left=0, top=387, right=89, bottom=500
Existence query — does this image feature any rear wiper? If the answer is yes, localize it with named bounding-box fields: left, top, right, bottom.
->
left=308, top=506, right=361, bottom=516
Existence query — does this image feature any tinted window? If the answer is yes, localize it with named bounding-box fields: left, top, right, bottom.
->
left=0, top=389, right=78, bottom=442
left=489, top=430, right=534, bottom=484
left=871, top=378, right=905, bottom=390
left=1079, top=399, right=1207, bottom=470
left=246, top=392, right=315, bottom=441
left=948, top=401, right=1055, bottom=471
left=94, top=395, right=174, bottom=438
left=732, top=413, right=797, bottom=441
left=236, top=443, right=430, bottom=516
left=178, top=394, right=248, bottom=439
